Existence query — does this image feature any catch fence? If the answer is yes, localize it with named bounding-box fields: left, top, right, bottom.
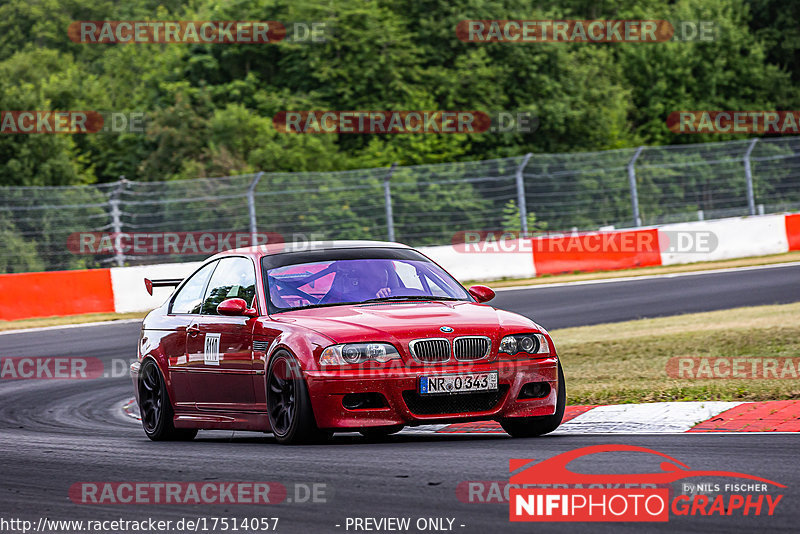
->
left=1, top=137, right=799, bottom=272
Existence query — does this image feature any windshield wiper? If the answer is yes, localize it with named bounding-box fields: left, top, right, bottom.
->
left=271, top=301, right=362, bottom=313
left=361, top=296, right=464, bottom=303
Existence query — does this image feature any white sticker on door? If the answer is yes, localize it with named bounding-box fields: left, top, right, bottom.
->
left=204, top=333, right=221, bottom=366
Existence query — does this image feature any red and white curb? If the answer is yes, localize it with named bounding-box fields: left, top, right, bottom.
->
left=123, top=398, right=140, bottom=421
left=689, top=399, right=800, bottom=432
left=122, top=399, right=800, bottom=434
left=405, top=402, right=741, bottom=434
left=553, top=401, right=740, bottom=434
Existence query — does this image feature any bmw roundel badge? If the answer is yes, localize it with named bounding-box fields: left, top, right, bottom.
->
left=440, top=326, right=454, bottom=333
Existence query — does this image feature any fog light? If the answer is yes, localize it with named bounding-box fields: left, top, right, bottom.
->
left=342, top=393, right=388, bottom=410
left=519, top=382, right=551, bottom=399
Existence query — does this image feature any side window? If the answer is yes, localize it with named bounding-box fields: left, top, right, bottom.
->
left=170, top=261, right=218, bottom=314
left=201, top=257, right=257, bottom=315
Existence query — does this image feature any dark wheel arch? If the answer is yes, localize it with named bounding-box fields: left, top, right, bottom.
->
left=138, top=358, right=197, bottom=441
left=265, top=349, right=329, bottom=444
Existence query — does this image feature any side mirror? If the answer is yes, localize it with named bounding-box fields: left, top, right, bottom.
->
left=217, top=298, right=258, bottom=317
left=468, top=285, right=495, bottom=303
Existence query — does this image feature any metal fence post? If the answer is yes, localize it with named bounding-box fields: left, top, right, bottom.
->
left=110, top=176, right=126, bottom=267
left=744, top=138, right=759, bottom=216
left=516, top=153, right=533, bottom=237
left=627, top=146, right=645, bottom=227
left=384, top=163, right=397, bottom=242
left=248, top=172, right=264, bottom=245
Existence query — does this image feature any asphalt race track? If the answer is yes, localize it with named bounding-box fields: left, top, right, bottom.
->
left=2, top=264, right=799, bottom=533
left=492, top=262, right=800, bottom=329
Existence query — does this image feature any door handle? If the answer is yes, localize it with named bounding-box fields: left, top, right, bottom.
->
left=187, top=325, right=201, bottom=337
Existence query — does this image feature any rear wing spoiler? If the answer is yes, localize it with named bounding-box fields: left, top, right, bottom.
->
left=144, top=278, right=183, bottom=296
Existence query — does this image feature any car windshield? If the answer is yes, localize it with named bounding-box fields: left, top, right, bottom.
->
left=266, top=258, right=471, bottom=312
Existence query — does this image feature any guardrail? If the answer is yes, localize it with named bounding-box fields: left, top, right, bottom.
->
left=2, top=213, right=797, bottom=321
left=2, top=137, right=800, bottom=273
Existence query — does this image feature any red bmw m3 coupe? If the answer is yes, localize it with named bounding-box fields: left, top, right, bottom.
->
left=131, top=241, right=565, bottom=444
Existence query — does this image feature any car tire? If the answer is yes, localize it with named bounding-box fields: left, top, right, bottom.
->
left=358, top=425, right=404, bottom=440
left=500, top=361, right=566, bottom=438
left=266, top=351, right=329, bottom=445
left=138, top=359, right=198, bottom=441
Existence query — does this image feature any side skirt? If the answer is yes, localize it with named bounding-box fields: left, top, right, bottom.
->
left=174, top=412, right=269, bottom=432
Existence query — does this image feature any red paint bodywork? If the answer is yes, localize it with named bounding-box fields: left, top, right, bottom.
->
left=467, top=284, right=496, bottom=303
left=132, top=243, right=560, bottom=433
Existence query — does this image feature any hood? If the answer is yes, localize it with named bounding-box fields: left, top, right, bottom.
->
left=269, top=301, right=537, bottom=344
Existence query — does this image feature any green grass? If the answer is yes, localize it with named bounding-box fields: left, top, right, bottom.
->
left=554, top=302, right=800, bottom=404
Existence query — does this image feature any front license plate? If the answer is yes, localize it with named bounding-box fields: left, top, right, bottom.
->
left=419, top=372, right=498, bottom=395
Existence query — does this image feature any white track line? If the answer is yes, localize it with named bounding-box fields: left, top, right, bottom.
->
left=495, top=260, right=800, bottom=292
left=0, top=318, right=142, bottom=336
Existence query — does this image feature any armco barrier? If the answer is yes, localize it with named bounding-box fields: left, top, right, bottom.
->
left=531, top=228, right=661, bottom=275
left=0, top=213, right=798, bottom=320
left=786, top=213, right=800, bottom=251
left=0, top=268, right=115, bottom=320
left=660, top=215, right=789, bottom=265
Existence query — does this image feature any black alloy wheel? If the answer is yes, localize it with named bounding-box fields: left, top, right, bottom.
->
left=138, top=359, right=197, bottom=441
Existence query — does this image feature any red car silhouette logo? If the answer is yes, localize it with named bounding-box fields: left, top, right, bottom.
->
left=510, top=444, right=785, bottom=487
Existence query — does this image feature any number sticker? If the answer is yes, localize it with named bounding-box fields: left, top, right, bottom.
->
left=204, top=333, right=220, bottom=366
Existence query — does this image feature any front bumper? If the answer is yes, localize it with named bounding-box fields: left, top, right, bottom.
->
left=304, top=357, right=559, bottom=429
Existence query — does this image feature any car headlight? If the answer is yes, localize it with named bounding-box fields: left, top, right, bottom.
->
left=319, top=343, right=401, bottom=365
left=499, top=334, right=550, bottom=355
